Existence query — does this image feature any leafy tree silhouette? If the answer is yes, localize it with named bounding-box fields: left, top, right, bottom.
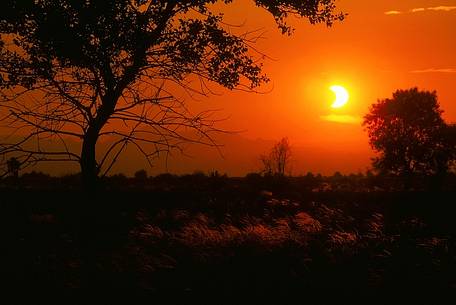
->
left=134, top=169, right=148, bottom=187
left=363, top=88, right=455, bottom=186
left=134, top=169, right=148, bottom=180
left=0, top=0, right=343, bottom=190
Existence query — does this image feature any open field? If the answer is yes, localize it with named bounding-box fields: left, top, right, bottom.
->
left=2, top=175, right=456, bottom=304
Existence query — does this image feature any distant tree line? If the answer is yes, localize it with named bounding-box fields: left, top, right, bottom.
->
left=2, top=168, right=456, bottom=193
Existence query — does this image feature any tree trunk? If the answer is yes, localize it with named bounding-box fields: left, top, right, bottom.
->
left=80, top=95, right=117, bottom=191
left=80, top=130, right=100, bottom=192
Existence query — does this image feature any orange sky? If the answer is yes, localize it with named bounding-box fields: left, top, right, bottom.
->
left=156, top=0, right=455, bottom=176
left=26, top=0, right=456, bottom=176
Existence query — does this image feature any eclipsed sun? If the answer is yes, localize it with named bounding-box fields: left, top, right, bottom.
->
left=330, top=85, right=349, bottom=108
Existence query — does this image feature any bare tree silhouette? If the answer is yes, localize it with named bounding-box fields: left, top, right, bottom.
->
left=261, top=137, right=292, bottom=176
left=0, top=1, right=343, bottom=190
left=363, top=88, right=456, bottom=184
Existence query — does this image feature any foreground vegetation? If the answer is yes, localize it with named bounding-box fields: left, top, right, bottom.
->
left=1, top=174, right=456, bottom=304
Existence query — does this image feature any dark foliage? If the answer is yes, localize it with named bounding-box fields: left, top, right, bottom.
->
left=364, top=88, right=456, bottom=180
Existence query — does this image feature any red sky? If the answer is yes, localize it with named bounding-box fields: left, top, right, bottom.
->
left=140, top=0, right=455, bottom=176
left=26, top=0, right=456, bottom=176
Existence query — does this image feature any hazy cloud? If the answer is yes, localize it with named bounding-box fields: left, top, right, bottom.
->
left=410, top=68, right=456, bottom=74
left=385, top=6, right=456, bottom=15
left=384, top=10, right=401, bottom=15
left=321, top=114, right=361, bottom=124
left=427, top=6, right=456, bottom=11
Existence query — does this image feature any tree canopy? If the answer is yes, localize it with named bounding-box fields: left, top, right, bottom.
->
left=363, top=88, right=455, bottom=177
left=0, top=0, right=343, bottom=189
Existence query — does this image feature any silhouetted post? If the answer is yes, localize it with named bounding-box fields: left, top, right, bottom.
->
left=7, top=157, right=20, bottom=179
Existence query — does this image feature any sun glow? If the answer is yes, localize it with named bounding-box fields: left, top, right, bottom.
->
left=330, top=85, right=349, bottom=108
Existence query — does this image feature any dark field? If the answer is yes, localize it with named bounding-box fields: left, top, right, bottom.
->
left=2, top=175, right=456, bottom=304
